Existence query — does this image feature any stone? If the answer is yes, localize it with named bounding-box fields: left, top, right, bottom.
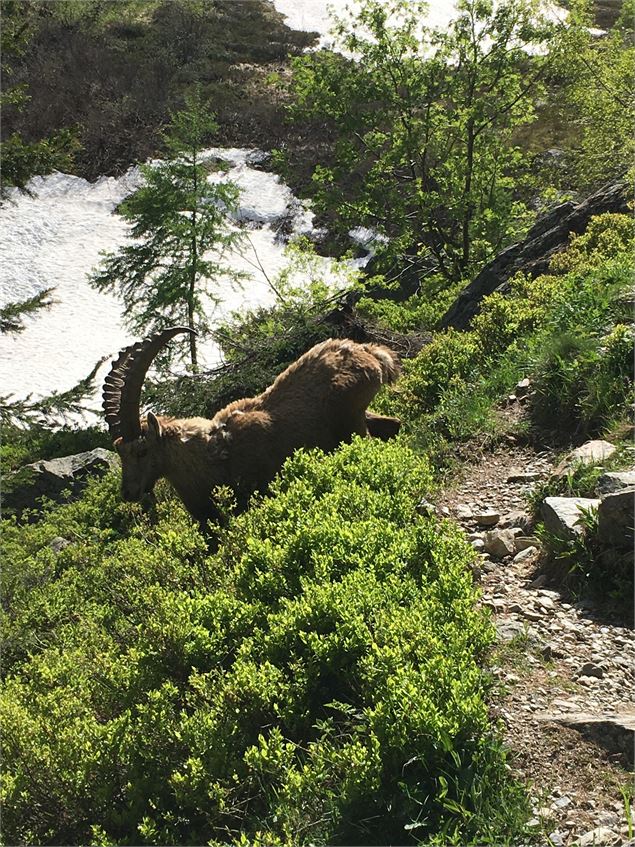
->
left=597, top=488, right=635, bottom=549
left=506, top=469, right=543, bottom=483
left=474, top=509, right=500, bottom=526
left=553, top=439, right=617, bottom=477
left=515, top=377, right=531, bottom=397
left=471, top=538, right=486, bottom=552
left=455, top=504, right=473, bottom=519
left=541, top=496, right=600, bottom=541
left=597, top=469, right=635, bottom=495
left=515, top=535, right=540, bottom=551
left=49, top=536, right=71, bottom=554
left=523, top=609, right=543, bottom=621
left=483, top=528, right=517, bottom=558
left=498, top=511, right=532, bottom=532
left=573, top=827, right=620, bottom=846
left=416, top=498, right=436, bottom=517
left=3, top=448, right=119, bottom=516
left=529, top=573, right=548, bottom=588
left=576, top=662, right=604, bottom=679
left=514, top=546, right=538, bottom=563
left=542, top=643, right=566, bottom=661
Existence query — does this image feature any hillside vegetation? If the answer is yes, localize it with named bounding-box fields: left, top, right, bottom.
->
left=1, top=0, right=633, bottom=843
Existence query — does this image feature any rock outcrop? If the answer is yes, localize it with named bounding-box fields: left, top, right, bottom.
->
left=440, top=182, right=629, bottom=330
left=3, top=448, right=119, bottom=516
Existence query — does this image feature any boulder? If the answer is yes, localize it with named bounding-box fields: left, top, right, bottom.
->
left=553, top=440, right=617, bottom=477
left=597, top=488, right=635, bottom=549
left=3, top=448, right=119, bottom=516
left=597, top=469, right=635, bottom=496
left=541, top=496, right=600, bottom=541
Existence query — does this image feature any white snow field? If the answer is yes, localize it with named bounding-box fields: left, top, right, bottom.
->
left=0, top=149, right=343, bottom=408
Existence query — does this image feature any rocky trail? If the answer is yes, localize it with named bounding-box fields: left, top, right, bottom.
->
left=437, top=439, right=634, bottom=846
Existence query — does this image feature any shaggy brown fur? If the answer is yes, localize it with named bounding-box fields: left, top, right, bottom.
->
left=115, top=338, right=401, bottom=524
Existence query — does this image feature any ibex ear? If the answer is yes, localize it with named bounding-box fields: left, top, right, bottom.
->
left=146, top=411, right=162, bottom=442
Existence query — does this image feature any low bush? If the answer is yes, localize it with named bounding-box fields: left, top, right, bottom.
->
left=2, top=438, right=529, bottom=845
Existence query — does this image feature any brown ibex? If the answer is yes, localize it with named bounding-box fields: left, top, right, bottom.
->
left=103, top=327, right=401, bottom=524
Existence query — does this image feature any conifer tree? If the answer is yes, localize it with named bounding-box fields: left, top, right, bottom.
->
left=91, top=90, right=242, bottom=370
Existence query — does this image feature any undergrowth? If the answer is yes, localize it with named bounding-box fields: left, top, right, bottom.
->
left=1, top=438, right=531, bottom=845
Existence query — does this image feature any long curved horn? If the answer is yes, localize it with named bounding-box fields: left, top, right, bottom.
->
left=103, top=326, right=196, bottom=442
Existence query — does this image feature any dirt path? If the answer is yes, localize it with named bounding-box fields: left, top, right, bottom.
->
left=437, top=444, right=634, bottom=846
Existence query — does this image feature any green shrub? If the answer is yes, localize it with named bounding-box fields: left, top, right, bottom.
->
left=1, top=439, right=529, bottom=845
left=356, top=274, right=464, bottom=334
left=393, top=330, right=480, bottom=415
left=548, top=213, right=635, bottom=274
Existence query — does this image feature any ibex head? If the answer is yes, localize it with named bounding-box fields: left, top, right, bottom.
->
left=103, top=327, right=195, bottom=503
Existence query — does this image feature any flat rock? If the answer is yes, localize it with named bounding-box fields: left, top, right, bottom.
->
left=506, top=469, right=543, bottom=483
left=541, top=496, right=600, bottom=541
left=474, top=509, right=500, bottom=526
left=536, top=709, right=635, bottom=767
left=515, top=535, right=540, bottom=551
left=573, top=827, right=620, bottom=847
left=553, top=440, right=617, bottom=477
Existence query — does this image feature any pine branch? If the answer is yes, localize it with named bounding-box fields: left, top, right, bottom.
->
left=1, top=356, right=107, bottom=427
left=0, top=288, right=55, bottom=334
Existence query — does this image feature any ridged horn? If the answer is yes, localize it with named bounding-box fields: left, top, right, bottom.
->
left=102, top=326, right=196, bottom=442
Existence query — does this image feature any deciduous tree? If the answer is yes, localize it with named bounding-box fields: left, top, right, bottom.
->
left=290, top=0, right=553, bottom=283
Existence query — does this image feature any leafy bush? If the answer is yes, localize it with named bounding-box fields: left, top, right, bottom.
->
left=2, top=439, right=529, bottom=845
left=548, top=213, right=635, bottom=274
left=356, top=274, right=464, bottom=334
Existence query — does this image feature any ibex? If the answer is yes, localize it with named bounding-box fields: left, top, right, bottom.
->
left=103, top=327, right=401, bottom=524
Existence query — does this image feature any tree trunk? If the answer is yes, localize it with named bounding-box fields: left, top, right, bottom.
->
left=461, top=122, right=475, bottom=273
left=189, top=150, right=199, bottom=372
